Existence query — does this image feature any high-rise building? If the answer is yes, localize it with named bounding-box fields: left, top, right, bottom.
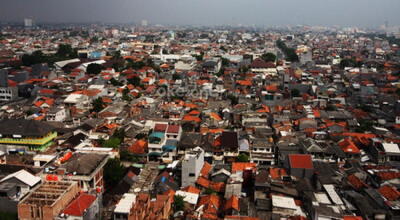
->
left=24, top=18, right=33, bottom=27
left=141, top=20, right=148, bottom=26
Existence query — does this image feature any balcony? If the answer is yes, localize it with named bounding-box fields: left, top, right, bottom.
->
left=0, top=132, right=57, bottom=146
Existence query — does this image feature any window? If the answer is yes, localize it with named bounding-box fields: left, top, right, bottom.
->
left=189, top=173, right=195, bottom=177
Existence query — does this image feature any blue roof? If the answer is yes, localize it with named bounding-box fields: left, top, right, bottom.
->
left=165, top=139, right=178, bottom=146
left=162, top=145, right=176, bottom=152
left=148, top=151, right=162, bottom=157
left=149, top=132, right=165, bottom=139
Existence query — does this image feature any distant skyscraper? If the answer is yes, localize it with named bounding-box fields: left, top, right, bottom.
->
left=0, top=69, right=8, bottom=87
left=141, top=20, right=148, bottom=26
left=24, top=18, right=33, bottom=27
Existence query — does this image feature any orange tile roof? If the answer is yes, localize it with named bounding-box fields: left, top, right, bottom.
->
left=34, top=115, right=45, bottom=121
left=231, top=162, right=257, bottom=173
left=183, top=115, right=202, bottom=123
left=102, top=97, right=113, bottom=103
left=225, top=216, right=260, bottom=220
left=237, top=80, right=252, bottom=86
left=269, top=168, right=287, bottom=180
left=197, top=195, right=221, bottom=215
left=200, top=162, right=212, bottom=178
left=289, top=154, right=313, bottom=169
left=128, top=140, right=148, bottom=154
left=188, top=110, right=201, bottom=115
left=313, top=110, right=320, bottom=118
left=183, top=186, right=201, bottom=194
left=257, top=105, right=270, bottom=113
left=265, top=85, right=278, bottom=92
left=210, top=112, right=222, bottom=121
left=338, top=138, right=360, bottom=154
left=225, top=196, right=239, bottom=211
left=196, top=176, right=210, bottom=188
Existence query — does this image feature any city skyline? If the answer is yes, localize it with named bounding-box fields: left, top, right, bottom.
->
left=1, top=0, right=400, bottom=27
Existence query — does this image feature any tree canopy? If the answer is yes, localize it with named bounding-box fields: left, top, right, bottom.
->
left=276, top=40, right=299, bottom=62
left=87, top=63, right=104, bottom=75
left=261, top=53, right=277, bottom=62
left=57, top=44, right=77, bottom=58
left=91, top=97, right=105, bottom=113
left=173, top=195, right=185, bottom=212
left=237, top=153, right=249, bottom=162
left=104, top=158, right=126, bottom=189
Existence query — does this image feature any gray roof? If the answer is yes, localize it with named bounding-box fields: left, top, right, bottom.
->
left=0, top=119, right=55, bottom=137
left=64, top=153, right=108, bottom=175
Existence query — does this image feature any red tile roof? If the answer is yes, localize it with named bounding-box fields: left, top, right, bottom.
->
left=347, top=174, right=367, bottom=190
left=63, top=193, right=96, bottom=217
left=343, top=216, right=363, bottom=220
left=166, top=125, right=180, bottom=134
left=154, top=123, right=168, bottom=132
left=378, top=185, right=400, bottom=201
left=289, top=154, right=313, bottom=169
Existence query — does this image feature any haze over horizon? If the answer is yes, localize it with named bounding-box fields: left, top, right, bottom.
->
left=1, top=0, right=400, bottom=27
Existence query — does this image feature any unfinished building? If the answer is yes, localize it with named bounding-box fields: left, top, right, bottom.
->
left=18, top=181, right=79, bottom=220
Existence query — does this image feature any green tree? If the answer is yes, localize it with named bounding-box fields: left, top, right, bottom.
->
left=102, top=137, right=121, bottom=148
left=204, top=188, right=217, bottom=195
left=127, top=76, right=142, bottom=87
left=221, top=57, right=230, bottom=67
left=237, top=153, right=249, bottom=162
left=227, top=94, right=239, bottom=105
left=57, top=44, right=76, bottom=58
left=261, top=53, right=277, bottom=62
left=122, top=87, right=132, bottom=102
left=172, top=73, right=182, bottom=80
left=120, top=150, right=139, bottom=162
left=22, top=50, right=46, bottom=66
left=110, top=78, right=123, bottom=86
left=87, top=63, right=104, bottom=75
left=0, top=211, right=18, bottom=220
left=276, top=40, right=299, bottom=62
left=356, top=119, right=374, bottom=132
left=91, top=97, right=105, bottom=113
left=173, top=195, right=185, bottom=212
left=104, top=158, right=126, bottom=189
left=112, top=128, right=126, bottom=141
left=291, top=89, right=300, bottom=97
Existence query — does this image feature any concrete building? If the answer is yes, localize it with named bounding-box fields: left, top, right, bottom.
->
left=0, top=170, right=41, bottom=213
left=18, top=181, right=80, bottom=220
left=0, top=119, right=57, bottom=152
left=181, top=147, right=204, bottom=187
left=24, top=18, right=33, bottom=27
left=54, top=153, right=109, bottom=193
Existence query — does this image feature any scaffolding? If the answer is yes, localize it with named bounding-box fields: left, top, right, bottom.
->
left=21, top=181, right=74, bottom=207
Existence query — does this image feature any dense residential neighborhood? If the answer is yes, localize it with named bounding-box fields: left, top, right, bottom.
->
left=0, top=23, right=400, bottom=220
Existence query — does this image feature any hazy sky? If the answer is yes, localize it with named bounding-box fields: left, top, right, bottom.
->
left=1, top=0, right=399, bottom=27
